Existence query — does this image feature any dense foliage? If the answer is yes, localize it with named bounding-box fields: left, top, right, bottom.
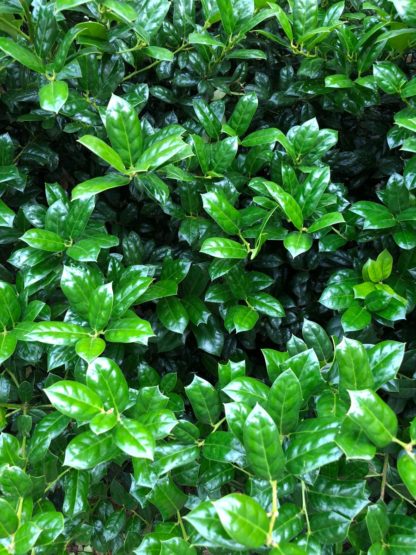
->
left=1, top=0, right=416, bottom=553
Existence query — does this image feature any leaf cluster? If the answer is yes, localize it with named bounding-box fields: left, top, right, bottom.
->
left=1, top=0, right=416, bottom=553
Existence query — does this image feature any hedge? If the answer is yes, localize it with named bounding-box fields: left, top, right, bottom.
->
left=0, top=0, right=416, bottom=553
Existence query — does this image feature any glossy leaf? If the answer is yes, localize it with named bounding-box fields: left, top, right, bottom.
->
left=39, top=80, right=69, bottom=113
left=214, top=494, right=269, bottom=548
left=45, top=380, right=103, bottom=421
left=243, top=403, right=285, bottom=479
left=105, top=94, right=143, bottom=167
left=348, top=390, right=398, bottom=447
left=114, top=418, right=155, bottom=459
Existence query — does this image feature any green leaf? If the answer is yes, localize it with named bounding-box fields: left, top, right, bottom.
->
left=160, top=538, right=196, bottom=554
left=397, top=451, right=416, bottom=498
left=114, top=417, right=155, bottom=459
left=104, top=317, right=154, bottom=344
left=283, top=232, right=313, bottom=258
left=302, top=318, right=332, bottom=362
left=148, top=476, right=187, bottom=519
left=193, top=98, right=221, bottom=139
left=135, top=135, right=187, bottom=172
left=113, top=274, right=153, bottom=318
left=157, top=297, right=189, bottom=334
left=243, top=128, right=288, bottom=148
left=39, top=80, right=69, bottom=113
left=55, top=0, right=90, bottom=11
left=308, top=212, right=344, bottom=232
left=261, top=180, right=303, bottom=230
left=105, top=94, right=143, bottom=167
left=366, top=502, right=389, bottom=544
left=45, top=380, right=103, bottom=421
left=29, top=413, right=70, bottom=463
left=200, top=238, right=247, bottom=259
left=223, top=376, right=269, bottom=407
left=310, top=511, right=350, bottom=544
left=320, top=284, right=354, bottom=310
left=225, top=305, right=259, bottom=333
left=143, top=45, right=174, bottom=61
left=335, top=338, right=374, bottom=391
left=66, top=197, right=96, bottom=241
left=269, top=3, right=293, bottom=41
left=228, top=92, right=258, bottom=136
left=25, top=321, right=88, bottom=345
left=20, top=229, right=66, bottom=252
left=216, top=0, right=235, bottom=35
left=31, top=511, right=64, bottom=546
left=202, top=191, right=240, bottom=234
left=0, top=199, right=16, bottom=227
left=66, top=239, right=100, bottom=262
left=336, top=416, right=376, bottom=461
left=0, top=281, right=20, bottom=329
left=388, top=535, right=416, bottom=554
left=214, top=494, right=268, bottom=548
left=325, top=74, right=354, bottom=88
left=286, top=418, right=342, bottom=475
left=63, top=470, right=90, bottom=517
left=309, top=476, right=369, bottom=518
left=185, top=500, right=246, bottom=550
left=347, top=390, right=398, bottom=447
left=155, top=443, right=199, bottom=475
left=90, top=410, right=118, bottom=435
left=71, top=174, right=130, bottom=200
left=88, top=283, right=113, bottom=331
left=0, top=332, right=17, bottom=365
left=368, top=341, right=405, bottom=389
left=226, top=48, right=267, bottom=59
left=203, top=431, right=246, bottom=465
left=64, top=431, right=118, bottom=469
left=78, top=135, right=127, bottom=173
left=0, top=37, right=45, bottom=73
left=60, top=265, right=101, bottom=319
left=341, top=302, right=371, bottom=332
left=188, top=32, right=225, bottom=47
left=267, top=369, right=302, bottom=433
left=185, top=376, right=221, bottom=425
left=0, top=498, right=18, bottom=538
left=14, top=522, right=42, bottom=554
left=86, top=357, right=129, bottom=412
left=350, top=201, right=396, bottom=230
left=0, top=465, right=32, bottom=497
left=246, top=292, right=285, bottom=318
left=292, top=0, right=318, bottom=39
left=374, top=62, right=407, bottom=94
left=243, top=403, right=285, bottom=480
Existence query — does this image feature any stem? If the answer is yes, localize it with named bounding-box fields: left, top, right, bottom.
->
left=0, top=16, right=30, bottom=40
left=380, top=454, right=388, bottom=501
left=301, top=481, right=311, bottom=534
left=5, top=367, right=20, bottom=389
left=211, top=417, right=226, bottom=433
left=123, top=42, right=190, bottom=81
left=231, top=463, right=253, bottom=477
left=386, top=482, right=416, bottom=509
left=177, top=510, right=188, bottom=541
left=44, top=468, right=70, bottom=493
left=131, top=509, right=149, bottom=527
left=393, top=436, right=413, bottom=453
left=16, top=496, right=24, bottom=523
left=0, top=403, right=23, bottom=409
left=267, top=480, right=278, bottom=546
left=251, top=206, right=278, bottom=259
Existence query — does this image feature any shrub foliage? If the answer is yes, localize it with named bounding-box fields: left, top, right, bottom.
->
left=0, top=0, right=416, bottom=553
